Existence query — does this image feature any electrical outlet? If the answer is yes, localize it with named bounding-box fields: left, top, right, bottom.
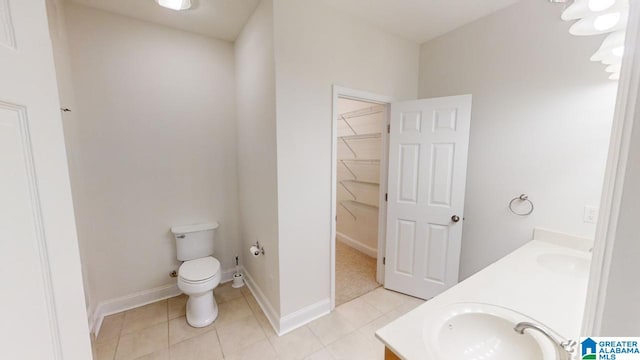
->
left=584, top=206, right=599, bottom=224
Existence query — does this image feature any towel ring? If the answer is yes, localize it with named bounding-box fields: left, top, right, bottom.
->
left=509, top=194, right=534, bottom=216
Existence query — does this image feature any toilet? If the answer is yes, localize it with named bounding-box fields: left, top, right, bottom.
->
left=171, top=222, right=221, bottom=328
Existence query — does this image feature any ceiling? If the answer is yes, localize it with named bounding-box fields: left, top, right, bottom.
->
left=322, top=0, right=522, bottom=43
left=67, top=0, right=261, bottom=42
left=68, top=0, right=520, bottom=43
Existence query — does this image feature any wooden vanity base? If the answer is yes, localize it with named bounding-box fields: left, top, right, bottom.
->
left=385, top=347, right=401, bottom=360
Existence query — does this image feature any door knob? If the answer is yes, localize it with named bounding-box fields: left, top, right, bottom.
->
left=451, top=215, right=460, bottom=223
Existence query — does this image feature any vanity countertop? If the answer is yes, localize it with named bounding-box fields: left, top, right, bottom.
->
left=375, top=235, right=591, bottom=360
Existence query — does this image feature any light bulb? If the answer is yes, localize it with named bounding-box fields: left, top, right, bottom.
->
left=591, top=31, right=626, bottom=61
left=602, top=55, right=622, bottom=65
left=155, top=0, right=191, bottom=11
left=594, top=12, right=621, bottom=31
left=562, top=1, right=588, bottom=21
left=605, top=64, right=621, bottom=73
left=612, top=46, right=625, bottom=57
left=589, top=0, right=615, bottom=12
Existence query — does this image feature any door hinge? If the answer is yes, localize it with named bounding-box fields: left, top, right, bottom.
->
left=385, top=193, right=388, bottom=202
left=387, top=124, right=390, bottom=133
left=383, top=257, right=386, bottom=265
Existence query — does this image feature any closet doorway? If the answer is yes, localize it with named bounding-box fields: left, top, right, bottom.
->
left=331, top=87, right=392, bottom=307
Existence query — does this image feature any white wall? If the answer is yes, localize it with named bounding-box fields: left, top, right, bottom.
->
left=234, top=0, right=281, bottom=316
left=45, top=0, right=93, bottom=313
left=63, top=3, right=240, bottom=307
left=272, top=0, right=419, bottom=317
left=418, top=0, right=618, bottom=279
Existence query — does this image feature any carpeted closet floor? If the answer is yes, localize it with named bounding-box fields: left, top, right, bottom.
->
left=335, top=240, right=380, bottom=306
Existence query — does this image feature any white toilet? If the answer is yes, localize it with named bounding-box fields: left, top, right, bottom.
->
left=171, top=222, right=221, bottom=328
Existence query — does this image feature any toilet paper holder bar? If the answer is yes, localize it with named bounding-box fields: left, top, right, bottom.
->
left=252, top=241, right=265, bottom=256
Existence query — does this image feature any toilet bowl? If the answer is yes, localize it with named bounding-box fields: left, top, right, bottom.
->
left=177, top=256, right=221, bottom=327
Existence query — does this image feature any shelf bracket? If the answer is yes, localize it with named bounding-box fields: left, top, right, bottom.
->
left=339, top=181, right=357, bottom=200
left=339, top=202, right=357, bottom=220
left=339, top=160, right=358, bottom=180
left=339, top=137, right=358, bottom=158
left=340, top=114, right=358, bottom=136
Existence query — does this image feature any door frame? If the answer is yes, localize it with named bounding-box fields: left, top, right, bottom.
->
left=582, top=0, right=640, bottom=335
left=330, top=85, right=394, bottom=310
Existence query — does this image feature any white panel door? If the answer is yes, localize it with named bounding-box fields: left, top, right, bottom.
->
left=0, top=1, right=92, bottom=359
left=384, top=95, right=472, bottom=299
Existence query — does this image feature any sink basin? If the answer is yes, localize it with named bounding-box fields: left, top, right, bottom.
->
left=423, top=303, right=560, bottom=360
left=536, top=253, right=590, bottom=277
left=439, top=313, right=543, bottom=359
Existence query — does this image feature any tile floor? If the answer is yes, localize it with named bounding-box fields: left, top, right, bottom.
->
left=92, top=282, right=424, bottom=360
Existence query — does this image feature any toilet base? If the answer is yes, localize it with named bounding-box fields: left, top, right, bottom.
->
left=185, top=290, right=218, bottom=328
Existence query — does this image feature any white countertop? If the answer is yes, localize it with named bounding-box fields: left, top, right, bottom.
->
left=375, top=236, right=591, bottom=360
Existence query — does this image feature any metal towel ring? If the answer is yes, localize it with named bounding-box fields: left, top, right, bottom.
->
left=509, top=194, right=534, bottom=216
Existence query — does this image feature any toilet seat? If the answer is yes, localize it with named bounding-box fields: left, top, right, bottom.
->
left=179, top=256, right=220, bottom=283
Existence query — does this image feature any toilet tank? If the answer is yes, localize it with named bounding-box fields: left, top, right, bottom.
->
left=171, top=222, right=219, bottom=261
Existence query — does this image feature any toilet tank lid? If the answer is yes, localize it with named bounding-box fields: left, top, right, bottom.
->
left=171, top=222, right=219, bottom=234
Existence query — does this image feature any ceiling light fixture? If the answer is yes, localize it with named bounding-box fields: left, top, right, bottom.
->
left=590, top=30, right=626, bottom=61
left=605, top=64, right=622, bottom=73
left=562, top=0, right=628, bottom=21
left=559, top=0, right=629, bottom=81
left=612, top=46, right=625, bottom=57
left=593, top=12, right=622, bottom=31
left=155, top=0, right=191, bottom=11
left=588, top=0, right=615, bottom=12
left=569, top=10, right=627, bottom=36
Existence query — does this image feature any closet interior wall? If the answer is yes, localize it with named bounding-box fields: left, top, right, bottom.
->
left=336, top=98, right=384, bottom=258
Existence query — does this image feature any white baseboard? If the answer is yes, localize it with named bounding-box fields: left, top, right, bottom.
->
left=91, top=267, right=236, bottom=336
left=337, top=232, right=378, bottom=258
left=237, top=268, right=330, bottom=336
left=241, top=267, right=281, bottom=335
left=90, top=267, right=329, bottom=338
left=91, top=283, right=181, bottom=336
left=279, top=298, right=330, bottom=336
